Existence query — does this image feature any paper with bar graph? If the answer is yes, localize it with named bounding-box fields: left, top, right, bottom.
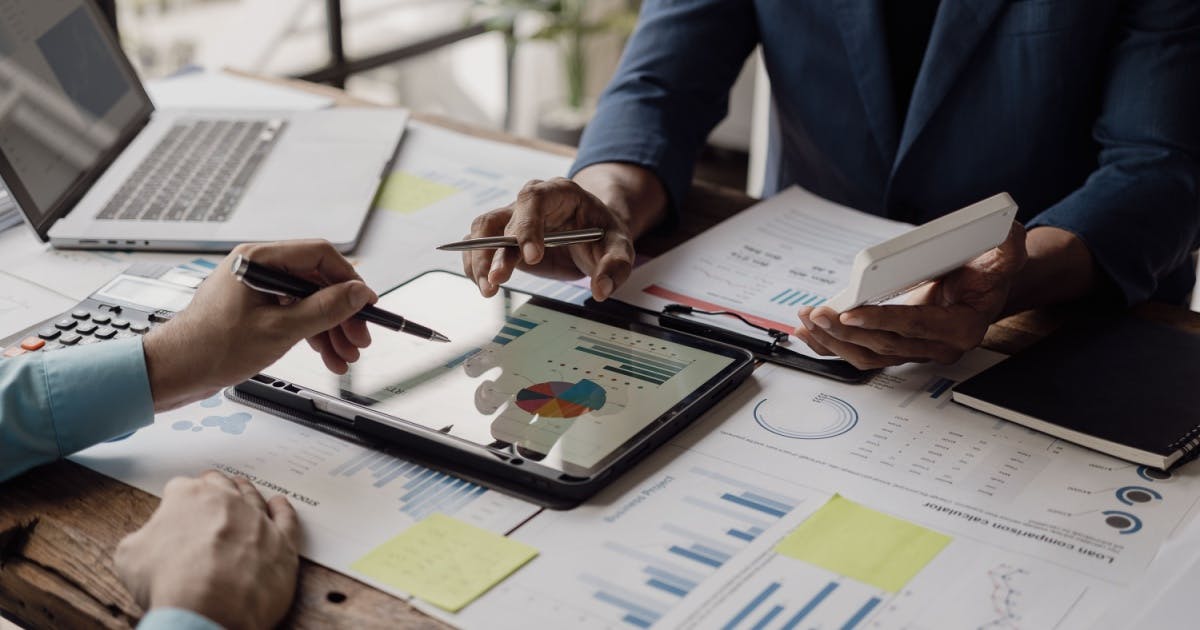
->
left=71, top=391, right=540, bottom=577
left=612, top=186, right=909, bottom=339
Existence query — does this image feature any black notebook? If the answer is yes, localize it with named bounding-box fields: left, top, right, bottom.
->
left=952, top=314, right=1200, bottom=470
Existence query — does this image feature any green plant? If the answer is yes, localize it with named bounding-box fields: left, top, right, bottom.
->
left=475, top=0, right=641, bottom=111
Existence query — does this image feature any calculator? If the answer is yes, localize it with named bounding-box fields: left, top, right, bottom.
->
left=0, top=260, right=213, bottom=361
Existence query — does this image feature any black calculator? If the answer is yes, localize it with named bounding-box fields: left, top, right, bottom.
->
left=0, top=261, right=211, bottom=361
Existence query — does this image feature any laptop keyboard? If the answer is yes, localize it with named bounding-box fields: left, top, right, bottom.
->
left=96, top=118, right=286, bottom=222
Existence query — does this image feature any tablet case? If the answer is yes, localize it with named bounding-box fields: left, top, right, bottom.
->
left=952, top=314, right=1200, bottom=469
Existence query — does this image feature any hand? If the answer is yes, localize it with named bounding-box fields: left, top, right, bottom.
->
left=144, top=240, right=378, bottom=411
left=462, top=177, right=636, bottom=301
left=794, top=223, right=1028, bottom=369
left=114, top=471, right=301, bottom=630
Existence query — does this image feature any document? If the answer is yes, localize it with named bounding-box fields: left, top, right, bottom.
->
left=613, top=187, right=909, bottom=343
left=72, top=392, right=541, bottom=598
left=440, top=351, right=1200, bottom=630
left=0, top=272, right=74, bottom=339
left=0, top=228, right=188, bottom=301
left=353, top=121, right=573, bottom=292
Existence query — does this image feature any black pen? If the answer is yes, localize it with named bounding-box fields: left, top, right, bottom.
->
left=231, top=255, right=450, bottom=343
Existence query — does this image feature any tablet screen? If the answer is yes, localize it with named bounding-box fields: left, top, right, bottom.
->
left=260, top=271, right=737, bottom=477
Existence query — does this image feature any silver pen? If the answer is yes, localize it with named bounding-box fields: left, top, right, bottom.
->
left=437, top=227, right=605, bottom=251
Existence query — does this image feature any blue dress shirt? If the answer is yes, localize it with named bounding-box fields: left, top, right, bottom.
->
left=0, top=337, right=154, bottom=482
left=0, top=339, right=232, bottom=629
left=573, top=0, right=1200, bottom=305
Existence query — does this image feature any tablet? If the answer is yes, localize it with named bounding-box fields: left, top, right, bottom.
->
left=236, top=270, right=754, bottom=504
left=824, top=193, right=1017, bottom=312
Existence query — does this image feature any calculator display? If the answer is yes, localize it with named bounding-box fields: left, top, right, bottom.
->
left=95, top=276, right=192, bottom=312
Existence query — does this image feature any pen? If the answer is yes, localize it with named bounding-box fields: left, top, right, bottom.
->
left=436, top=227, right=605, bottom=251
left=231, top=255, right=451, bottom=343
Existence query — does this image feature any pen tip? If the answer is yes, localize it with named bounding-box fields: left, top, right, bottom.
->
left=433, top=332, right=451, bottom=343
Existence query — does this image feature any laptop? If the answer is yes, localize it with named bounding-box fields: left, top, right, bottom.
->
left=0, top=1, right=408, bottom=252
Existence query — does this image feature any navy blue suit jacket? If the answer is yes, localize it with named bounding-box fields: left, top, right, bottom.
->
left=572, top=0, right=1200, bottom=304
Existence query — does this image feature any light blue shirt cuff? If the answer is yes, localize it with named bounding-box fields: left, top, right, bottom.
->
left=0, top=336, right=155, bottom=482
left=41, top=336, right=155, bottom=454
left=138, top=607, right=224, bottom=630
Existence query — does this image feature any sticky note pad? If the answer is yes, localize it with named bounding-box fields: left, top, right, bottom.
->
left=376, top=171, right=460, bottom=214
left=350, top=513, right=538, bottom=612
left=775, top=495, right=950, bottom=592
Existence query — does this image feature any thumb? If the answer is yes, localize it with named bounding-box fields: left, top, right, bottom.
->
left=283, top=281, right=375, bottom=339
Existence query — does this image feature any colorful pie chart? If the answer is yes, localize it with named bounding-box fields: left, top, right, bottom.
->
left=515, top=379, right=607, bottom=418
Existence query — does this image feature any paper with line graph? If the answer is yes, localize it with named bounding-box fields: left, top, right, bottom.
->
left=613, top=186, right=908, bottom=341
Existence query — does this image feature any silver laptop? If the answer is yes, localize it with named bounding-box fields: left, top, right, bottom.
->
left=0, top=0, right=407, bottom=252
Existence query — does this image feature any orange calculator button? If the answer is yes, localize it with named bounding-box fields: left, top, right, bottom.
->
left=2, top=347, right=27, bottom=358
left=20, top=337, right=46, bottom=351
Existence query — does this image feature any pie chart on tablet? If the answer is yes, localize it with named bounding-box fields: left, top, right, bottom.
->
left=515, top=380, right=607, bottom=418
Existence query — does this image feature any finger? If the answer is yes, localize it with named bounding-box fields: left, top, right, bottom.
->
left=590, top=230, right=635, bottom=301
left=327, top=326, right=360, bottom=363
left=836, top=304, right=981, bottom=350
left=282, top=280, right=376, bottom=340
left=487, top=246, right=521, bottom=288
left=232, top=240, right=362, bottom=285
left=510, top=180, right=551, bottom=265
left=232, top=476, right=269, bottom=513
left=468, top=211, right=512, bottom=295
left=267, top=495, right=302, bottom=549
left=806, top=325, right=906, bottom=370
left=200, top=469, right=239, bottom=493
left=812, top=314, right=961, bottom=363
left=340, top=317, right=372, bottom=349
left=791, top=325, right=835, bottom=356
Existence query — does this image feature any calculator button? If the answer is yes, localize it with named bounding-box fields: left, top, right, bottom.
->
left=42, top=343, right=63, bottom=352
left=59, top=333, right=82, bottom=345
left=71, top=310, right=90, bottom=320
left=111, top=318, right=130, bottom=329
left=55, top=318, right=77, bottom=330
left=94, top=327, right=117, bottom=339
left=2, top=347, right=26, bottom=358
left=78, top=337, right=99, bottom=345
left=38, top=328, right=61, bottom=340
left=150, top=311, right=174, bottom=323
left=131, top=323, right=150, bottom=334
left=90, top=313, right=112, bottom=325
left=20, top=337, right=45, bottom=351
left=115, top=331, right=136, bottom=340
left=76, top=323, right=99, bottom=335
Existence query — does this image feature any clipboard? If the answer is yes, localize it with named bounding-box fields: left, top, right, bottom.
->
left=581, top=298, right=874, bottom=383
left=654, top=304, right=874, bottom=383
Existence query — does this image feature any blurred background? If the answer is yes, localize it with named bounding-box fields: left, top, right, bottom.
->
left=102, top=0, right=762, bottom=192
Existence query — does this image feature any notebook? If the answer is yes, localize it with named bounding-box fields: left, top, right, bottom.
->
left=952, top=314, right=1200, bottom=470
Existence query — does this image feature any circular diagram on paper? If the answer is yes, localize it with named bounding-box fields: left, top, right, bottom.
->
left=753, top=394, right=859, bottom=439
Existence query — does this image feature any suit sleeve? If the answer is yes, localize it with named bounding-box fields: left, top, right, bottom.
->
left=569, top=0, right=760, bottom=213
left=1026, top=0, right=1200, bottom=304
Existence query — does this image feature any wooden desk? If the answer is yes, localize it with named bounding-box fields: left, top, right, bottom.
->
left=2, top=79, right=1198, bottom=630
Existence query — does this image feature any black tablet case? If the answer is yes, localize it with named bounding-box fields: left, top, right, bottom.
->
left=953, top=315, right=1200, bottom=466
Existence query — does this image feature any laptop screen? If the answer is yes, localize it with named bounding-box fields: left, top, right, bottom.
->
left=0, top=1, right=151, bottom=238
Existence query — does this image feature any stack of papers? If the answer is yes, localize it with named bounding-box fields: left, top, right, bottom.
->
left=0, top=189, right=22, bottom=233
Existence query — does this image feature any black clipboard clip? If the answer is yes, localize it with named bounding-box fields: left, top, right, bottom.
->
left=658, top=304, right=876, bottom=383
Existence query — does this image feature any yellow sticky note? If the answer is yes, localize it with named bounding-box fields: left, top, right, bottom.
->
left=775, top=495, right=950, bottom=592
left=350, top=513, right=538, bottom=612
left=375, top=171, right=460, bottom=214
